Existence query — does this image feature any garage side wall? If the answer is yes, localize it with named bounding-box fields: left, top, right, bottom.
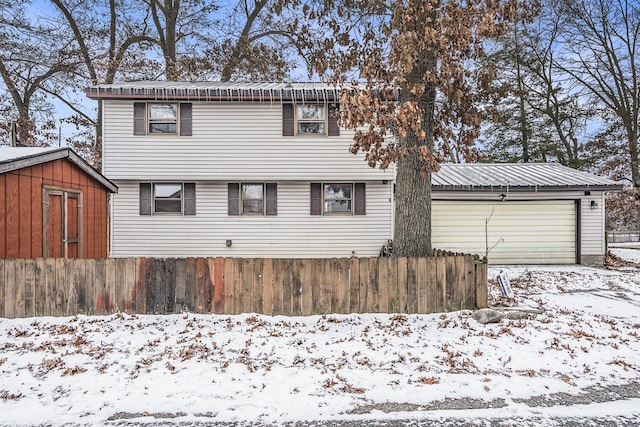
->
left=580, top=192, right=607, bottom=266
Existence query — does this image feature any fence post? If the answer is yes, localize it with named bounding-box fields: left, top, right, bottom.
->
left=474, top=260, right=488, bottom=308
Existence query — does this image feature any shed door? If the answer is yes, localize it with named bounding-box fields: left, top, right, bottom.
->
left=432, top=200, right=577, bottom=264
left=46, top=193, right=64, bottom=257
left=43, top=188, right=82, bottom=258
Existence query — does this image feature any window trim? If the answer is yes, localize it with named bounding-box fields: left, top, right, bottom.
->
left=283, top=103, right=340, bottom=137
left=241, top=183, right=265, bottom=215
left=296, top=104, right=326, bottom=136
left=153, top=182, right=184, bottom=214
left=322, top=183, right=353, bottom=215
left=228, top=182, right=277, bottom=216
left=134, top=102, right=192, bottom=136
left=148, top=103, right=179, bottom=135
left=310, top=182, right=365, bottom=216
left=140, top=182, right=196, bottom=216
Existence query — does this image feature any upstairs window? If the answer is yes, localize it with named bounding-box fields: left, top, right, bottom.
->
left=297, top=104, right=325, bottom=135
left=134, top=102, right=192, bottom=136
left=282, top=103, right=340, bottom=137
left=149, top=104, right=177, bottom=134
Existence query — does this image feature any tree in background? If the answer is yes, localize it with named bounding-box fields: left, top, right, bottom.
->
left=144, top=0, right=218, bottom=80
left=176, top=0, right=312, bottom=82
left=585, top=113, right=640, bottom=230
left=307, top=0, right=535, bottom=257
left=481, top=0, right=594, bottom=169
left=0, top=2, right=77, bottom=146
left=49, top=0, right=160, bottom=166
left=556, top=0, right=640, bottom=226
left=0, top=0, right=308, bottom=150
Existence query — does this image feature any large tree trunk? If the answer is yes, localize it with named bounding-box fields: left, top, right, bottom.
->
left=394, top=150, right=432, bottom=257
left=393, top=59, right=437, bottom=257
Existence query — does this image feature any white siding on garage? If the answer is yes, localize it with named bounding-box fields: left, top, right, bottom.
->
left=102, top=101, right=391, bottom=182
left=433, top=190, right=608, bottom=261
left=111, top=180, right=393, bottom=258
left=432, top=200, right=577, bottom=264
left=580, top=192, right=606, bottom=256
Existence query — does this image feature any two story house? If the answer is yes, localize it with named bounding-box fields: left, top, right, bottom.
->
left=88, top=81, right=620, bottom=265
left=87, top=82, right=394, bottom=258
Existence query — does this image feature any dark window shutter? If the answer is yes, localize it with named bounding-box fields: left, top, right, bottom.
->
left=283, top=104, right=294, bottom=136
left=180, top=103, right=192, bottom=136
left=140, top=183, right=152, bottom=215
left=228, top=183, right=240, bottom=216
left=354, top=183, right=366, bottom=215
left=310, top=183, right=322, bottom=215
left=134, top=103, right=146, bottom=135
left=184, top=183, right=196, bottom=215
left=265, top=183, right=277, bottom=216
left=328, top=103, right=340, bottom=136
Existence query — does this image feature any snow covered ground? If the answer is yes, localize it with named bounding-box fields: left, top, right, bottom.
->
left=610, top=247, right=640, bottom=263
left=1, top=251, right=640, bottom=426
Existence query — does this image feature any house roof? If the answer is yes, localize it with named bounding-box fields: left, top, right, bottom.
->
left=433, top=163, right=623, bottom=192
left=86, top=81, right=348, bottom=102
left=0, top=147, right=118, bottom=193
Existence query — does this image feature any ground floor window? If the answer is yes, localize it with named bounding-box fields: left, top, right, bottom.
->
left=310, top=182, right=366, bottom=215
left=242, top=183, right=265, bottom=214
left=228, top=182, right=277, bottom=216
left=139, top=183, right=196, bottom=215
left=154, top=183, right=183, bottom=213
left=324, top=183, right=352, bottom=213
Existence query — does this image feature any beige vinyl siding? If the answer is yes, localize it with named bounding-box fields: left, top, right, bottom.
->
left=103, top=101, right=391, bottom=181
left=111, top=181, right=392, bottom=258
left=580, top=192, right=606, bottom=256
left=432, top=200, right=576, bottom=264
left=433, top=190, right=608, bottom=261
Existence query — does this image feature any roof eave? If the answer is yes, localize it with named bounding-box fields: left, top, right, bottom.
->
left=85, top=88, right=342, bottom=102
left=0, top=148, right=118, bottom=193
left=432, top=184, right=624, bottom=192
left=66, top=150, right=118, bottom=193
left=0, top=147, right=68, bottom=174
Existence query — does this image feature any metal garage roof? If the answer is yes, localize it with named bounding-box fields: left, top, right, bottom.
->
left=433, top=163, right=623, bottom=192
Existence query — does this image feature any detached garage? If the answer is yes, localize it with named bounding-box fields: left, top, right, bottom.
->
left=431, top=163, right=622, bottom=266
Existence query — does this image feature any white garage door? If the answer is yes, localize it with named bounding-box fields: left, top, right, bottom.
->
left=432, top=200, right=577, bottom=264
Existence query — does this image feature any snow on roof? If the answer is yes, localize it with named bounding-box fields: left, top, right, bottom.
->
left=0, top=146, right=62, bottom=162
left=86, top=81, right=347, bottom=102
left=435, top=163, right=622, bottom=192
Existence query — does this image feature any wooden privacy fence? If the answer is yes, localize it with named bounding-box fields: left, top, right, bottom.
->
left=0, top=256, right=487, bottom=319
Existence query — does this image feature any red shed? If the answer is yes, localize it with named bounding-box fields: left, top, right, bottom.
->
left=0, top=147, right=117, bottom=259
